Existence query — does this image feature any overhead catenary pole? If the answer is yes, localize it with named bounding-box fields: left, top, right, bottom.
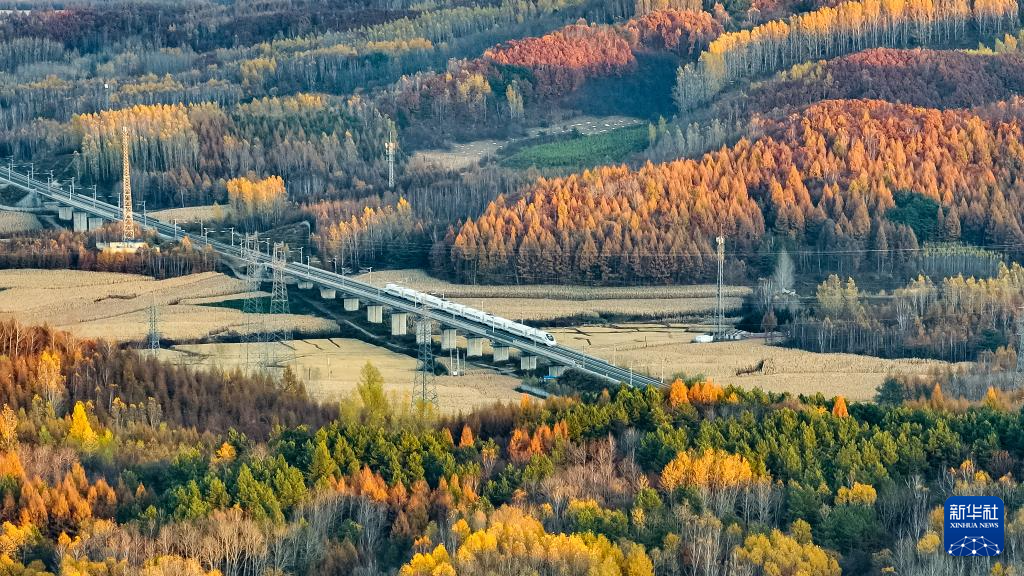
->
left=716, top=236, right=725, bottom=338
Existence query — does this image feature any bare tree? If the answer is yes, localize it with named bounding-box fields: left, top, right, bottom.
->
left=356, top=497, right=387, bottom=572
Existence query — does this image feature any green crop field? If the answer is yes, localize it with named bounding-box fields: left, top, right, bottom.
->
left=500, top=125, right=647, bottom=169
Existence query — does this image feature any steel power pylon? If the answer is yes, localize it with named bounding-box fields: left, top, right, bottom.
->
left=414, top=315, right=437, bottom=410
left=147, top=299, right=160, bottom=354
left=241, top=234, right=266, bottom=372
left=270, top=243, right=290, bottom=317
left=121, top=126, right=135, bottom=242
left=385, top=129, right=396, bottom=190
left=265, top=242, right=293, bottom=369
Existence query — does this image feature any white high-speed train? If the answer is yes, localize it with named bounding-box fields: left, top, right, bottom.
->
left=383, top=283, right=557, bottom=347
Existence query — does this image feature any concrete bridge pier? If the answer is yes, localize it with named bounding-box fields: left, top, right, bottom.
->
left=57, top=206, right=73, bottom=221
left=87, top=216, right=104, bottom=231
left=520, top=355, right=538, bottom=371
left=548, top=365, right=567, bottom=378
left=492, top=346, right=510, bottom=362
left=72, top=212, right=88, bottom=232
left=367, top=304, right=383, bottom=324
left=440, top=328, right=457, bottom=351
left=467, top=337, right=486, bottom=358
left=318, top=287, right=336, bottom=299
left=297, top=280, right=314, bottom=290
left=391, top=312, right=408, bottom=336
left=343, top=297, right=359, bottom=312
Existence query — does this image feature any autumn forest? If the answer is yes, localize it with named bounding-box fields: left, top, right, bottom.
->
left=3, top=0, right=1024, bottom=573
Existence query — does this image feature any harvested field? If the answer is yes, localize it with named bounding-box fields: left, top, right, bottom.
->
left=0, top=269, right=336, bottom=342
left=149, top=205, right=229, bottom=223
left=160, top=338, right=523, bottom=413
left=357, top=269, right=748, bottom=321
left=453, top=297, right=736, bottom=321
left=551, top=324, right=961, bottom=400
left=411, top=140, right=504, bottom=171
left=0, top=212, right=41, bottom=233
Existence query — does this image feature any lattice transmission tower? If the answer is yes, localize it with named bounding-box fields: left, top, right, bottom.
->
left=147, top=299, right=160, bottom=354
left=121, top=126, right=135, bottom=242
left=385, top=129, right=397, bottom=189
left=264, top=242, right=293, bottom=369
left=241, top=234, right=266, bottom=372
left=414, top=316, right=437, bottom=410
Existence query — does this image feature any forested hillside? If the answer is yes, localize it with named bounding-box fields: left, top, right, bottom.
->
left=6, top=0, right=1024, bottom=573
left=437, top=99, right=1024, bottom=283
left=738, top=47, right=1024, bottom=114
left=386, top=8, right=724, bottom=144
left=0, top=319, right=1016, bottom=575
left=674, top=0, right=1020, bottom=110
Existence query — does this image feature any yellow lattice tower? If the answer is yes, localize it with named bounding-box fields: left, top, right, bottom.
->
left=121, top=126, right=135, bottom=242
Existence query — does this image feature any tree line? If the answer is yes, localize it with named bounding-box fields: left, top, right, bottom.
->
left=674, top=0, right=1019, bottom=111
left=0, top=229, right=220, bottom=279
left=785, top=262, right=1024, bottom=361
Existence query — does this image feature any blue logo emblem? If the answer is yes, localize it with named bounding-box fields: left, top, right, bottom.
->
left=944, top=496, right=1004, bottom=557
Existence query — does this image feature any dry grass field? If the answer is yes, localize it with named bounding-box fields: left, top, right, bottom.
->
left=0, top=269, right=336, bottom=342
left=551, top=324, right=960, bottom=400
left=410, top=115, right=641, bottom=170
left=358, top=269, right=749, bottom=321
left=0, top=212, right=41, bottom=233
left=149, top=205, right=229, bottom=223
left=160, top=338, right=523, bottom=413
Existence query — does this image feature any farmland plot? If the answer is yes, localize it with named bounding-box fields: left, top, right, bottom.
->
left=551, top=324, right=961, bottom=399
left=149, top=205, right=230, bottom=223
left=161, top=338, right=523, bottom=413
left=0, top=269, right=336, bottom=342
